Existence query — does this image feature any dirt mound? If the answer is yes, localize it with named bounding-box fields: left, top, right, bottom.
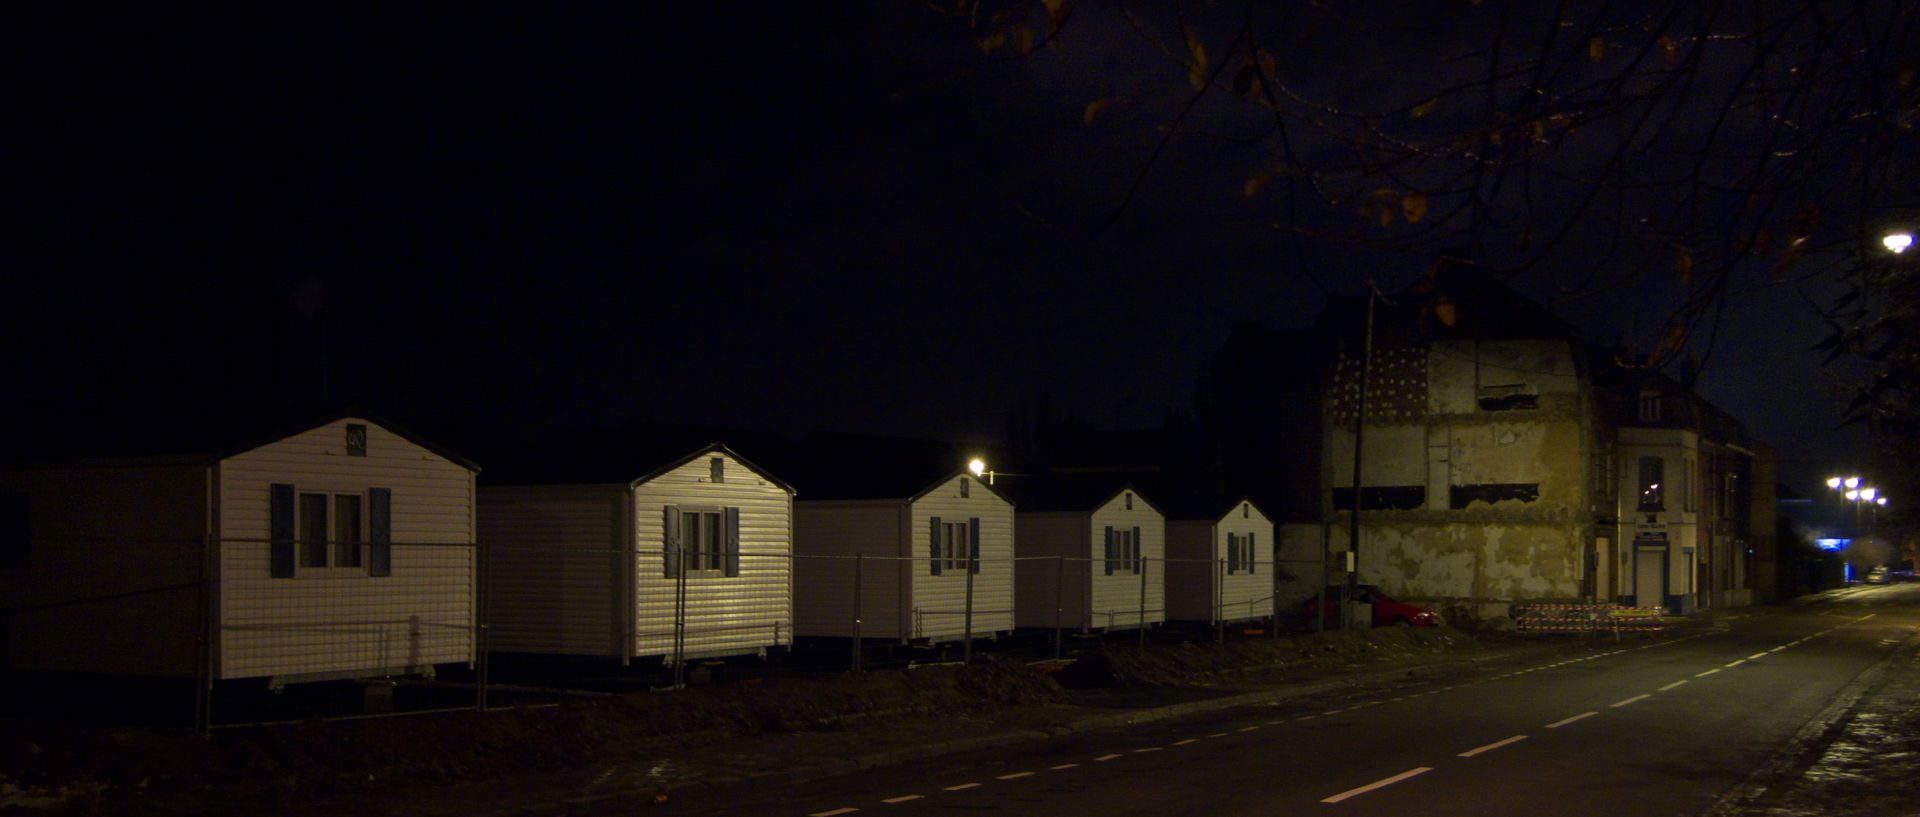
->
left=0, top=656, right=1062, bottom=816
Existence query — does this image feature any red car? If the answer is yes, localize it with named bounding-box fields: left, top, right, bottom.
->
left=1304, top=584, right=1440, bottom=628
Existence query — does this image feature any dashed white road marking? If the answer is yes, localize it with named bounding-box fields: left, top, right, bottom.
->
left=1747, top=652, right=1769, bottom=660
left=1658, top=680, right=1688, bottom=692
left=1133, top=747, right=1163, bottom=753
left=1238, top=725, right=1261, bottom=732
left=1321, top=767, right=1434, bottom=803
left=1696, top=668, right=1722, bottom=678
left=881, top=795, right=923, bottom=804
left=1172, top=739, right=1198, bottom=746
left=811, top=809, right=859, bottom=816
left=1209, top=731, right=1232, bottom=736
left=944, top=783, right=981, bottom=791
left=998, top=772, right=1034, bottom=780
left=1611, top=694, right=1651, bottom=708
left=1725, top=659, right=1747, bottom=668
left=1322, top=709, right=1344, bottom=715
left=1094, top=754, right=1121, bottom=762
left=1547, top=712, right=1598, bottom=728
left=1459, top=735, right=1529, bottom=757
left=1050, top=763, right=1079, bottom=771
left=1293, top=717, right=1315, bottom=722
left=1769, top=646, right=1787, bottom=653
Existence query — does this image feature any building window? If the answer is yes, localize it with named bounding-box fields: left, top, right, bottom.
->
left=1638, top=456, right=1665, bottom=511
left=297, top=492, right=365, bottom=569
left=0, top=492, right=27, bottom=570
left=710, top=457, right=725, bottom=483
left=960, top=477, right=970, bottom=498
left=1125, top=492, right=1133, bottom=510
left=1225, top=532, right=1257, bottom=574
left=1638, top=391, right=1663, bottom=422
left=939, top=519, right=971, bottom=571
left=681, top=509, right=725, bottom=572
left=1331, top=485, right=1427, bottom=511
left=664, top=505, right=739, bottom=577
left=1477, top=383, right=1539, bottom=411
left=1105, top=526, right=1142, bottom=575
left=1449, top=483, right=1540, bottom=509
left=345, top=423, right=368, bottom=456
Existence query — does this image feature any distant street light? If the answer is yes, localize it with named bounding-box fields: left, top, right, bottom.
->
left=1885, top=231, right=1914, bottom=254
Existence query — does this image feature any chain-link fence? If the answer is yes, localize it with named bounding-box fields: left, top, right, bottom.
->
left=4, top=539, right=1331, bottom=731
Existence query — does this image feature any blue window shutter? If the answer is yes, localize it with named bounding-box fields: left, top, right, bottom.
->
left=1133, top=526, right=1143, bottom=575
left=368, top=488, right=392, bottom=576
left=1247, top=532, right=1257, bottom=574
left=663, top=505, right=681, bottom=577
left=1103, top=526, right=1115, bottom=576
left=270, top=483, right=295, bottom=578
left=723, top=507, right=741, bottom=577
left=929, top=516, right=943, bottom=575
left=968, top=516, right=981, bottom=574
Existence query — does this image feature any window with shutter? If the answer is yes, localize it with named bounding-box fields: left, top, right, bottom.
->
left=277, top=485, right=378, bottom=576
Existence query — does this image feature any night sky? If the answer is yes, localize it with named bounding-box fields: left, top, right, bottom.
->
left=4, top=4, right=1878, bottom=497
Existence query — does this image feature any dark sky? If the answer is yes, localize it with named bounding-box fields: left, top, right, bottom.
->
left=3, top=3, right=1874, bottom=495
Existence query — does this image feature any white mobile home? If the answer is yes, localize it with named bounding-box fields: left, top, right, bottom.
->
left=1164, top=496, right=1276, bottom=625
left=793, top=469, right=1015, bottom=643
left=479, top=440, right=794, bottom=663
left=0, top=414, right=479, bottom=687
left=1007, top=479, right=1166, bottom=632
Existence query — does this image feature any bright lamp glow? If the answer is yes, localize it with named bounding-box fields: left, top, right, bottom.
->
left=1847, top=489, right=1861, bottom=501
left=1861, top=487, right=1878, bottom=501
left=968, top=458, right=986, bottom=478
left=1846, top=476, right=1862, bottom=489
left=1877, top=497, right=1889, bottom=506
left=1827, top=476, right=1843, bottom=489
left=1886, top=232, right=1914, bottom=254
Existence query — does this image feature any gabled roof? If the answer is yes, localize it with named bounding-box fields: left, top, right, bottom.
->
left=460, top=421, right=794, bottom=491
left=1158, top=494, right=1270, bottom=524
left=763, top=431, right=1013, bottom=505
left=0, top=404, right=479, bottom=472
left=995, top=473, right=1162, bottom=516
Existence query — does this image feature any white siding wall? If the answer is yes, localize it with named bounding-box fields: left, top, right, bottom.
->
left=1088, top=492, right=1165, bottom=630
left=478, top=484, right=627, bottom=655
left=216, top=419, right=476, bottom=681
left=632, top=452, right=792, bottom=660
left=907, top=475, right=1015, bottom=641
left=1215, top=503, right=1275, bottom=622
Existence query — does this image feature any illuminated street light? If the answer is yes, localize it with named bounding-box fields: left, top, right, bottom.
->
left=1861, top=487, right=1878, bottom=501
left=968, top=458, right=986, bottom=478
left=1845, top=476, right=1861, bottom=489
left=1886, top=231, right=1914, bottom=254
left=1827, top=476, right=1844, bottom=489
left=1847, top=489, right=1861, bottom=501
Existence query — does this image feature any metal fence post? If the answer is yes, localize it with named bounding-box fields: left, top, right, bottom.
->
left=851, top=554, right=863, bottom=673
left=1053, top=555, right=1065, bottom=660
left=673, top=551, right=688, bottom=689
left=962, top=553, right=976, bottom=664
left=195, top=533, right=216, bottom=734
left=1138, top=555, right=1148, bottom=649
left=476, top=623, right=490, bottom=712
left=1216, top=556, right=1226, bottom=644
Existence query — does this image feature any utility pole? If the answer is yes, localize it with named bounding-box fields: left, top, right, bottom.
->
left=1345, top=288, right=1375, bottom=629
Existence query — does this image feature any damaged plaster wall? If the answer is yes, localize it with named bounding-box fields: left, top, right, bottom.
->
left=1327, top=338, right=1595, bottom=610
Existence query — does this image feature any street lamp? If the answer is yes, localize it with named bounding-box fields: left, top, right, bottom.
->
left=1885, top=231, right=1914, bottom=254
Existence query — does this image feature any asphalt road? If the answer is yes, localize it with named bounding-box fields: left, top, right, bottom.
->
left=644, top=585, right=1920, bottom=817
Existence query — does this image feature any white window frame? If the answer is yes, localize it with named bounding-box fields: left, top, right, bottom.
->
left=679, top=507, right=727, bottom=574
left=295, top=490, right=368, bottom=574
left=940, top=519, right=972, bottom=572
